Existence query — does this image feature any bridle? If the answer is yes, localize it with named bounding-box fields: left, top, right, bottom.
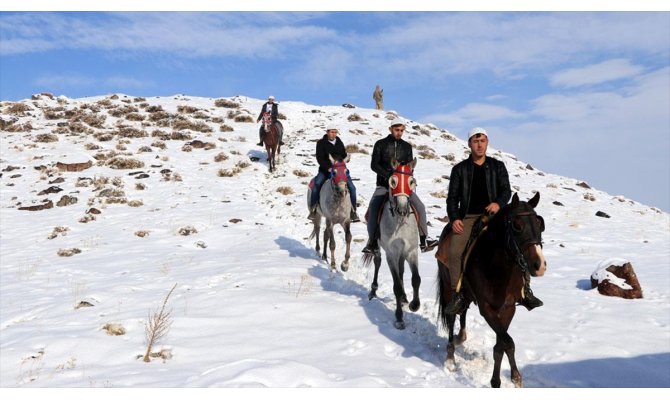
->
left=330, top=161, right=349, bottom=197
left=388, top=163, right=416, bottom=217
left=504, top=210, right=545, bottom=274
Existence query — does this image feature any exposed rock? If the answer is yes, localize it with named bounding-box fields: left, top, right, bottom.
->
left=56, top=195, right=78, bottom=207
left=553, top=201, right=565, bottom=206
left=38, top=186, right=63, bottom=196
left=56, top=160, right=93, bottom=172
left=591, top=260, right=643, bottom=299
left=596, top=211, right=611, bottom=218
left=87, top=207, right=101, bottom=214
left=49, top=177, right=65, bottom=184
left=19, top=200, right=53, bottom=211
left=342, top=103, right=355, bottom=108
left=577, top=181, right=591, bottom=189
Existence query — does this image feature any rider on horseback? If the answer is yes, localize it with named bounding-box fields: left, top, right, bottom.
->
left=256, top=95, right=284, bottom=146
left=308, top=125, right=360, bottom=223
left=361, top=118, right=438, bottom=254
left=442, top=127, right=543, bottom=314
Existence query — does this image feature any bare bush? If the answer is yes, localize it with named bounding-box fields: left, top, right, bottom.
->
left=347, top=113, right=364, bottom=122
left=135, top=230, right=150, bottom=237
left=47, top=226, right=69, bottom=240
left=217, top=168, right=239, bottom=177
left=214, top=152, right=229, bottom=162
left=85, top=142, right=102, bottom=150
left=34, top=133, right=58, bottom=143
left=177, top=105, right=199, bottom=114
left=4, top=102, right=31, bottom=115
left=151, top=140, right=167, bottom=150
left=126, top=113, right=145, bottom=121
left=277, top=186, right=294, bottom=195
left=234, top=115, right=254, bottom=123
left=172, top=119, right=213, bottom=133
left=293, top=169, right=310, bottom=177
left=143, top=283, right=177, bottom=363
left=135, top=183, right=146, bottom=190
left=170, top=131, right=192, bottom=141
left=117, top=127, right=147, bottom=138
left=103, top=323, right=126, bottom=336
left=128, top=200, right=144, bottom=207
left=145, top=105, right=164, bottom=113
left=178, top=226, right=198, bottom=236
left=107, top=157, right=145, bottom=170
left=219, top=124, right=234, bottom=132
left=214, top=98, right=240, bottom=108
left=345, top=144, right=368, bottom=154
left=138, top=146, right=153, bottom=153
left=57, top=248, right=82, bottom=257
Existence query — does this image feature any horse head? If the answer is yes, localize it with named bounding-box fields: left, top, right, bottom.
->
left=504, top=192, right=547, bottom=277
left=329, top=154, right=351, bottom=199
left=388, top=158, right=417, bottom=217
left=262, top=112, right=273, bottom=132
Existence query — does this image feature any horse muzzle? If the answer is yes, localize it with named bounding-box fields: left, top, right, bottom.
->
left=526, top=244, right=547, bottom=277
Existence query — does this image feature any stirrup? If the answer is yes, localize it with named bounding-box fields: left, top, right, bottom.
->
left=520, top=287, right=544, bottom=311
left=420, top=238, right=438, bottom=253
left=361, top=240, right=378, bottom=254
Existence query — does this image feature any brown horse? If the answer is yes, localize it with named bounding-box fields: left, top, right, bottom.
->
left=262, top=112, right=282, bottom=173
left=436, top=192, right=547, bottom=387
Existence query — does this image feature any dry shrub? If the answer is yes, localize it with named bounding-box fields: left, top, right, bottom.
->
left=128, top=200, right=144, bottom=207
left=170, top=131, right=192, bottom=141
left=43, top=107, right=65, bottom=119
left=178, top=226, right=198, bottom=236
left=107, top=157, right=145, bottom=170
left=151, top=140, right=167, bottom=150
left=103, top=323, right=126, bottom=336
left=234, top=114, right=254, bottom=123
left=85, top=142, right=102, bottom=150
left=172, top=119, right=213, bottom=133
left=219, top=124, right=234, bottom=132
left=138, top=146, right=152, bottom=153
left=68, top=122, right=90, bottom=134
left=135, top=182, right=146, bottom=190
left=105, top=197, right=128, bottom=205
left=177, top=105, right=199, bottom=114
left=278, top=112, right=287, bottom=120
left=108, top=105, right=139, bottom=117
left=115, top=143, right=127, bottom=151
left=4, top=122, right=33, bottom=132
left=430, top=190, right=448, bottom=198
left=47, top=226, right=69, bottom=240
left=126, top=113, right=145, bottom=121
left=148, top=111, right=171, bottom=121
left=217, top=168, right=239, bottom=177
left=151, top=130, right=170, bottom=140
left=441, top=133, right=457, bottom=141
left=347, top=113, right=364, bottom=122
left=236, top=160, right=251, bottom=169
left=212, top=117, right=224, bottom=123
left=214, top=98, right=240, bottom=108
left=146, top=105, right=163, bottom=113
left=276, top=186, right=294, bottom=195
left=135, top=230, right=150, bottom=237
left=293, top=169, right=310, bottom=177
left=94, top=132, right=114, bottom=142
left=345, top=144, right=368, bottom=154
left=118, top=127, right=147, bottom=138
left=418, top=149, right=438, bottom=159
left=232, top=136, right=247, bottom=142
left=214, top=152, right=229, bottom=162
left=34, top=133, right=58, bottom=143
left=4, top=102, right=31, bottom=115
left=57, top=248, right=82, bottom=257
left=192, top=111, right=209, bottom=120
left=93, top=150, right=119, bottom=161
left=181, top=144, right=193, bottom=152
left=97, top=99, right=113, bottom=107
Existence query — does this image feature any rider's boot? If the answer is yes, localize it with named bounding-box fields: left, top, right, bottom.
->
left=361, top=236, right=379, bottom=254
left=420, top=235, right=439, bottom=252
left=520, top=280, right=544, bottom=311
left=443, top=291, right=467, bottom=314
left=350, top=208, right=360, bottom=223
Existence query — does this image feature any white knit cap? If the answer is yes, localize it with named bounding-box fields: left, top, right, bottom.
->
left=268, top=95, right=275, bottom=100
left=326, top=124, right=339, bottom=131
left=390, top=117, right=406, bottom=127
left=468, top=127, right=488, bottom=140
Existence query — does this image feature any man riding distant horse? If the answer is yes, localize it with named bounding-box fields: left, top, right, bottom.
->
left=256, top=95, right=284, bottom=146
left=442, top=127, right=543, bottom=314
left=361, top=118, right=438, bottom=254
left=308, top=125, right=360, bottom=223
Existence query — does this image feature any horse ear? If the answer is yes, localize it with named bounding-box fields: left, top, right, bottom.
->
left=511, top=192, right=520, bottom=208
left=391, top=159, right=399, bottom=169
left=345, top=154, right=351, bottom=164
left=410, top=157, right=417, bottom=169
left=528, top=191, right=540, bottom=208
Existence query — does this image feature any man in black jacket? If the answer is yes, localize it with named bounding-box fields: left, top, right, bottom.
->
left=256, top=96, right=284, bottom=146
left=309, top=125, right=360, bottom=222
left=443, top=127, right=543, bottom=313
left=361, top=118, right=438, bottom=254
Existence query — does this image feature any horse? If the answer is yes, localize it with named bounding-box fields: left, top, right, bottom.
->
left=363, top=158, right=420, bottom=330
left=435, top=192, right=547, bottom=387
left=261, top=112, right=283, bottom=173
left=307, top=155, right=353, bottom=271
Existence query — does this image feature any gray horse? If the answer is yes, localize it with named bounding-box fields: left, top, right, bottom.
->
left=363, top=158, right=420, bottom=330
left=307, top=155, right=353, bottom=271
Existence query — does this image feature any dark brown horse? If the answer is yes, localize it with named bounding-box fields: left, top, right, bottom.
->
left=261, top=113, right=282, bottom=173
left=436, top=192, right=547, bottom=387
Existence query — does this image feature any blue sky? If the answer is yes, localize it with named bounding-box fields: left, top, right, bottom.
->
left=1, top=11, right=669, bottom=211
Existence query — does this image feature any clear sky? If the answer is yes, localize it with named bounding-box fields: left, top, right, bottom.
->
left=1, top=6, right=669, bottom=211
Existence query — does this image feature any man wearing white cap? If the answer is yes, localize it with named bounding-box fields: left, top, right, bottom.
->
left=361, top=118, right=438, bottom=254
left=308, top=125, right=360, bottom=222
left=256, top=95, right=284, bottom=146
left=443, top=127, right=543, bottom=313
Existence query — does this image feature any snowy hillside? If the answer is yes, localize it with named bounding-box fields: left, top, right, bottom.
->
left=1, top=94, right=668, bottom=388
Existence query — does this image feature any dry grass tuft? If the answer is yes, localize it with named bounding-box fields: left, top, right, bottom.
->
left=178, top=226, right=198, bottom=236
left=347, top=113, right=364, bottom=122
left=214, top=98, right=240, bottom=108
left=135, top=230, right=150, bottom=237
left=143, top=283, right=177, bottom=363
left=106, top=157, right=145, bottom=170
left=293, top=169, right=310, bottom=177
left=4, top=102, right=32, bottom=115
left=234, top=114, right=254, bottom=123
left=128, top=200, right=144, bottom=207
left=57, top=248, right=82, bottom=257
left=219, top=124, right=234, bottom=132
left=345, top=144, right=368, bottom=154
left=214, top=152, right=229, bottom=162
left=177, top=105, right=199, bottom=114
left=103, top=323, right=126, bottom=336
left=276, top=186, right=294, bottom=195
left=34, top=133, right=58, bottom=143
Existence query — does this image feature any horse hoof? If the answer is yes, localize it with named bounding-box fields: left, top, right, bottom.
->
left=394, top=321, right=406, bottom=330
left=409, top=300, right=420, bottom=312
left=445, top=359, right=456, bottom=372
left=340, top=262, right=349, bottom=272
left=368, top=291, right=376, bottom=300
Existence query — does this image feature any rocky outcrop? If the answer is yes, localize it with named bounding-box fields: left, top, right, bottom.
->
left=591, top=260, right=643, bottom=299
left=56, top=160, right=93, bottom=172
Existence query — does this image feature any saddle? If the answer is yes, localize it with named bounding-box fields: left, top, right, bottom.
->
left=435, top=215, right=490, bottom=276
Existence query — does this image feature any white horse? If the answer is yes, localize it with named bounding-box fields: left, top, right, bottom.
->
left=363, top=158, right=420, bottom=330
left=307, top=155, right=353, bottom=271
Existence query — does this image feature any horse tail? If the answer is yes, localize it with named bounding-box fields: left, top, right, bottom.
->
left=436, top=260, right=453, bottom=330
left=362, top=252, right=375, bottom=268
left=308, top=223, right=318, bottom=241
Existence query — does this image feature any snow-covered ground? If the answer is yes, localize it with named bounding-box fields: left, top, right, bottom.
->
left=1, top=94, right=668, bottom=391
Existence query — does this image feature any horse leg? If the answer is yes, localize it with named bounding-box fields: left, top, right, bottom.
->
left=456, top=309, right=468, bottom=344
left=445, top=313, right=457, bottom=371
left=387, top=256, right=406, bottom=330
left=397, top=254, right=409, bottom=306
left=491, top=334, right=504, bottom=388
left=321, top=222, right=330, bottom=263
left=328, top=222, right=337, bottom=269
left=368, top=252, right=382, bottom=300
left=313, top=216, right=321, bottom=254
left=341, top=222, right=351, bottom=272
left=408, top=256, right=421, bottom=312
left=502, top=332, right=522, bottom=387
